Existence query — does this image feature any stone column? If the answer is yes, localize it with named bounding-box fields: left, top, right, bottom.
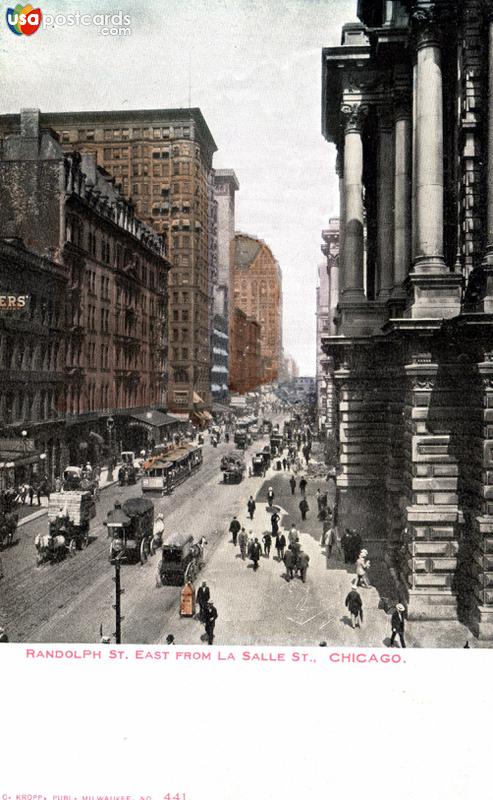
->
left=393, top=95, right=412, bottom=291
left=412, top=8, right=446, bottom=273
left=336, top=147, right=346, bottom=293
left=340, top=105, right=367, bottom=300
left=377, top=110, right=395, bottom=299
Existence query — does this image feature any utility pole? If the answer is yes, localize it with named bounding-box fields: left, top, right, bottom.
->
left=111, top=556, right=125, bottom=643
left=107, top=416, right=114, bottom=482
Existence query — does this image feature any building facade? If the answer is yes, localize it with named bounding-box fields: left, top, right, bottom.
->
left=232, top=233, right=282, bottom=385
left=0, top=109, right=171, bottom=473
left=322, top=0, right=493, bottom=638
left=0, top=108, right=217, bottom=412
left=317, top=218, right=340, bottom=436
left=229, top=308, right=261, bottom=395
left=212, top=169, right=239, bottom=401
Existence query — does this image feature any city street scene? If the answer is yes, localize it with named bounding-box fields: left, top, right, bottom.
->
left=1, top=0, right=493, bottom=649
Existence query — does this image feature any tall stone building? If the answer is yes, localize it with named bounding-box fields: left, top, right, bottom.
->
left=211, top=169, right=239, bottom=402
left=317, top=218, right=340, bottom=435
left=0, top=108, right=217, bottom=412
left=322, top=0, right=493, bottom=638
left=0, top=109, right=171, bottom=475
left=232, top=233, right=282, bottom=385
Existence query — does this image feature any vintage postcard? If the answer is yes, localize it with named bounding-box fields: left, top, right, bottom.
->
left=0, top=0, right=491, bottom=796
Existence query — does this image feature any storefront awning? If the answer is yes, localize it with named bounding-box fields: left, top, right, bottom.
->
left=130, top=410, right=183, bottom=429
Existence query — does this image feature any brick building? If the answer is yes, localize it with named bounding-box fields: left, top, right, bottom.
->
left=0, top=108, right=218, bottom=412
left=322, top=0, right=493, bottom=637
left=0, top=109, right=171, bottom=473
left=232, top=233, right=282, bottom=385
left=229, top=308, right=261, bottom=395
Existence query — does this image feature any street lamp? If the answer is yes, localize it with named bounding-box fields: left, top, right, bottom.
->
left=106, top=417, right=115, bottom=481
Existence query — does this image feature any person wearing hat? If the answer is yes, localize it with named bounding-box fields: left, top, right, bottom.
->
left=247, top=496, right=256, bottom=520
left=229, top=515, right=241, bottom=546
left=238, top=527, right=248, bottom=560
left=204, top=601, right=218, bottom=645
left=289, top=475, right=296, bottom=495
left=196, top=581, right=210, bottom=622
left=390, top=603, right=407, bottom=648
left=0, top=626, right=9, bottom=643
left=166, top=634, right=175, bottom=645
left=267, top=487, right=275, bottom=508
left=356, top=548, right=371, bottom=588
left=250, top=537, right=262, bottom=571
left=345, top=586, right=363, bottom=629
left=151, top=512, right=165, bottom=554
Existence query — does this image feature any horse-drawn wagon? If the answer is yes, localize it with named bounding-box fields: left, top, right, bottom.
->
left=105, top=497, right=154, bottom=563
left=157, top=532, right=203, bottom=586
left=220, top=454, right=245, bottom=484
left=36, top=491, right=96, bottom=565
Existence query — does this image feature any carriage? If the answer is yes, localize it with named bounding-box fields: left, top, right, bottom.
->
left=118, top=464, right=137, bottom=486
left=142, top=444, right=203, bottom=494
left=157, top=532, right=203, bottom=586
left=105, top=497, right=154, bottom=564
left=234, top=430, right=248, bottom=450
left=0, top=511, right=18, bottom=549
left=36, top=491, right=96, bottom=565
left=221, top=454, right=245, bottom=484
left=252, top=454, right=265, bottom=477
left=62, top=466, right=100, bottom=499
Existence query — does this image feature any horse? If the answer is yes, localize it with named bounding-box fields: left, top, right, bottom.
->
left=34, top=532, right=67, bottom=565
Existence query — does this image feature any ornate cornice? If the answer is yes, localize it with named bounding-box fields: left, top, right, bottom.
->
left=341, top=104, right=369, bottom=134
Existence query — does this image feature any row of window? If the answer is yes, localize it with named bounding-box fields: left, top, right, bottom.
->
left=61, top=126, right=193, bottom=144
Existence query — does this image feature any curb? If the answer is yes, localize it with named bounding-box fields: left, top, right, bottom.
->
left=16, top=476, right=120, bottom=529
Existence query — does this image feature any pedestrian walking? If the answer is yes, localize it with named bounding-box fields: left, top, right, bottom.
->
left=196, top=581, right=210, bottom=622
left=275, top=532, right=286, bottom=560
left=321, top=516, right=331, bottom=547
left=262, top=532, right=272, bottom=557
left=283, top=547, right=296, bottom=581
left=270, top=511, right=280, bottom=536
left=28, top=485, right=34, bottom=506
left=229, top=516, right=241, bottom=546
left=316, top=489, right=322, bottom=516
left=341, top=529, right=352, bottom=563
left=247, top=496, right=256, bottom=520
left=267, top=487, right=275, bottom=508
left=250, top=538, right=262, bottom=571
left=356, top=549, right=371, bottom=588
left=327, top=525, right=343, bottom=561
left=204, top=601, right=218, bottom=645
left=238, top=528, right=248, bottom=560
left=288, top=524, right=299, bottom=546
left=299, top=498, right=309, bottom=521
left=345, top=587, right=363, bottom=628
left=390, top=603, right=407, bottom=648
left=289, top=475, right=296, bottom=495
left=299, top=477, right=307, bottom=496
left=282, top=457, right=287, bottom=471
left=298, top=550, right=310, bottom=583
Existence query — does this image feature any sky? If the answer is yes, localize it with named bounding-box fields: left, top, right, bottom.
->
left=0, top=0, right=358, bottom=375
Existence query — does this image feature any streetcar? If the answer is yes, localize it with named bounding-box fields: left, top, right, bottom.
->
left=141, top=443, right=203, bottom=494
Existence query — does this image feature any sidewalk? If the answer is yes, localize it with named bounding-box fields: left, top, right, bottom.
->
left=16, top=464, right=120, bottom=529
left=161, top=447, right=475, bottom=648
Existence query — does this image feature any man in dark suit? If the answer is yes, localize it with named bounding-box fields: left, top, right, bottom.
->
left=196, top=581, right=210, bottom=622
left=204, top=601, right=218, bottom=645
left=229, top=516, right=241, bottom=546
left=390, top=603, right=407, bottom=648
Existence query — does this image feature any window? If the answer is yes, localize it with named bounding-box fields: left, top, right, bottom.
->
left=86, top=130, right=95, bottom=141
left=61, top=131, right=70, bottom=143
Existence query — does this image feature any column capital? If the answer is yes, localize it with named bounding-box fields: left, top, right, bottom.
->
left=341, top=104, right=369, bottom=134
left=410, top=5, right=442, bottom=49
left=393, top=91, right=412, bottom=122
